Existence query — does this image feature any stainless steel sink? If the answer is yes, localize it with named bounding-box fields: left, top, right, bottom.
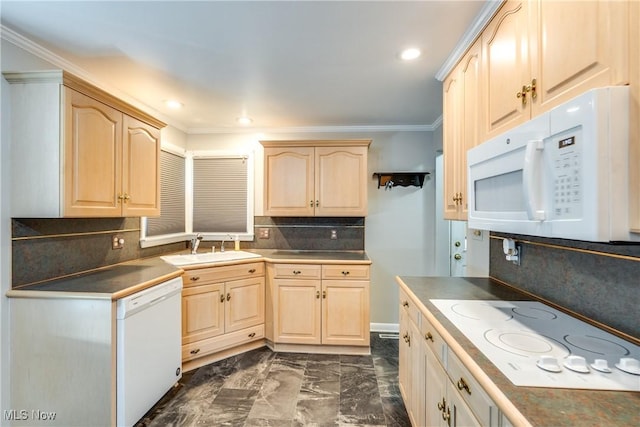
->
left=160, top=251, right=261, bottom=266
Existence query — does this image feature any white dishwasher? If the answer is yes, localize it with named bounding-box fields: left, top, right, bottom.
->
left=116, top=276, right=183, bottom=427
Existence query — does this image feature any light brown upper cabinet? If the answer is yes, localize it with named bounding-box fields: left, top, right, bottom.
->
left=443, top=39, right=481, bottom=221
left=261, top=140, right=370, bottom=217
left=630, top=0, right=640, bottom=232
left=5, top=70, right=164, bottom=217
left=481, top=0, right=629, bottom=141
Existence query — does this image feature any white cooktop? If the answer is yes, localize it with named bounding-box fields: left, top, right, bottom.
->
left=430, top=299, right=640, bottom=391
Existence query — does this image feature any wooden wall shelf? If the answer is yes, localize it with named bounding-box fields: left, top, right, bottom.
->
left=373, top=172, right=429, bottom=189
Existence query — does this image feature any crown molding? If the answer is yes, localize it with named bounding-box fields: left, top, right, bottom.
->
left=435, top=0, right=503, bottom=81
left=187, top=123, right=439, bottom=135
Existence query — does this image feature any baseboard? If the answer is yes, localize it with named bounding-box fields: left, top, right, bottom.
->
left=370, top=323, right=399, bottom=333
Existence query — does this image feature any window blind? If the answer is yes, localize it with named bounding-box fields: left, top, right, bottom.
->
left=146, top=150, right=186, bottom=236
left=193, top=157, right=248, bottom=233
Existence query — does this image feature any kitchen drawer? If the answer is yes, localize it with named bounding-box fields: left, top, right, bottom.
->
left=420, top=314, right=446, bottom=366
left=182, top=324, right=264, bottom=362
left=322, top=264, right=370, bottom=280
left=271, top=263, right=321, bottom=279
left=447, top=350, right=498, bottom=427
left=182, top=262, right=264, bottom=287
left=399, top=287, right=420, bottom=327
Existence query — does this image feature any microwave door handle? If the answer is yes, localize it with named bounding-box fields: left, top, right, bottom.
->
left=523, top=140, right=546, bottom=221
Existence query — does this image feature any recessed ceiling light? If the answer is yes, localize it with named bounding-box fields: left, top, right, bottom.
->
left=237, top=117, right=253, bottom=126
left=400, top=48, right=421, bottom=61
left=164, top=100, right=183, bottom=109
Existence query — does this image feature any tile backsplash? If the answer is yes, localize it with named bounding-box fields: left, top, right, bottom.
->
left=489, top=232, right=640, bottom=340
left=11, top=216, right=365, bottom=287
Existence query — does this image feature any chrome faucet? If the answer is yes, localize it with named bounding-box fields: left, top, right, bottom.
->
left=190, top=233, right=203, bottom=254
left=220, top=234, right=233, bottom=252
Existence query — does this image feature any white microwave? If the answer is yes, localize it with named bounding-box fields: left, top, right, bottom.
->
left=467, top=86, right=639, bottom=242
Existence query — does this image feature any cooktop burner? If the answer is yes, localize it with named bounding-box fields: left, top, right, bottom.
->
left=429, top=299, right=640, bottom=391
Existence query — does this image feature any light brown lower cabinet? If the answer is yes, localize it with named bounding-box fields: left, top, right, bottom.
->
left=269, top=263, right=370, bottom=348
left=399, top=288, right=499, bottom=427
left=181, top=262, right=265, bottom=368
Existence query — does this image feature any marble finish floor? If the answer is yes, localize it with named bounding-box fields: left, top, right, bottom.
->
left=136, top=333, right=410, bottom=426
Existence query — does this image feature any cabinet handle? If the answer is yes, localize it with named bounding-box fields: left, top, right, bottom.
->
left=437, top=397, right=446, bottom=411
left=226, top=293, right=231, bottom=301
left=293, top=270, right=301, bottom=275
left=315, top=200, right=319, bottom=207
left=402, top=301, right=409, bottom=308
left=530, top=78, right=537, bottom=99
left=457, top=377, right=471, bottom=395
left=341, top=271, right=350, bottom=276
left=190, top=276, right=200, bottom=282
left=310, top=200, right=314, bottom=207
left=122, top=193, right=131, bottom=203
left=220, top=294, right=225, bottom=303
left=248, top=268, right=256, bottom=273
left=190, top=348, right=200, bottom=355
left=425, top=332, right=434, bottom=342
left=322, top=290, right=326, bottom=299
left=248, top=332, right=256, bottom=338
left=316, top=290, right=320, bottom=299
left=442, top=406, right=451, bottom=425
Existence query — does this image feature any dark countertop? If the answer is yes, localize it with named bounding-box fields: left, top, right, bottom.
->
left=397, top=276, right=640, bottom=427
left=6, top=250, right=370, bottom=298
left=7, top=257, right=183, bottom=300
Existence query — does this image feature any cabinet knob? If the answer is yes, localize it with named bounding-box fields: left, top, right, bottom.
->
left=454, top=253, right=462, bottom=260
left=457, top=377, right=471, bottom=395
left=315, top=200, right=319, bottom=207
left=442, top=407, right=451, bottom=423
left=437, top=397, right=446, bottom=411
left=402, top=301, right=409, bottom=308
left=322, top=290, right=326, bottom=299
left=190, top=348, right=200, bottom=355
left=248, top=332, right=256, bottom=338
left=425, top=332, right=434, bottom=342
left=190, top=276, right=200, bottom=282
left=220, top=294, right=225, bottom=303
left=248, top=268, right=256, bottom=273
left=310, top=200, right=314, bottom=207
left=293, top=270, right=301, bottom=275
left=226, top=293, right=231, bottom=301
left=316, top=290, right=320, bottom=299
left=341, top=271, right=350, bottom=276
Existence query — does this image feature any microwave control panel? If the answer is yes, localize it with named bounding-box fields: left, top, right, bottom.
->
left=549, top=128, right=582, bottom=219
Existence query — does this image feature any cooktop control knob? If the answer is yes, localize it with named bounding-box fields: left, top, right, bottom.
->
left=590, top=359, right=612, bottom=373
left=615, top=357, right=640, bottom=375
left=563, top=355, right=590, bottom=373
left=536, top=355, right=562, bottom=372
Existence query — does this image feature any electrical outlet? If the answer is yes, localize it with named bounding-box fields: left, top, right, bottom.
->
left=330, top=229, right=338, bottom=240
left=259, top=228, right=270, bottom=239
left=112, top=235, right=124, bottom=250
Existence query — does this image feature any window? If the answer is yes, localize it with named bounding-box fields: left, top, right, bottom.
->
left=140, top=149, right=254, bottom=248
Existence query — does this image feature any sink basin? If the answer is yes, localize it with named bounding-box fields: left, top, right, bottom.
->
left=161, top=251, right=261, bottom=266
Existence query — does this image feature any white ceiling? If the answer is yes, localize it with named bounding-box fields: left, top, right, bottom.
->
left=1, top=1, right=494, bottom=133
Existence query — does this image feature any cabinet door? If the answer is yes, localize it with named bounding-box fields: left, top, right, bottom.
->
left=443, top=71, right=463, bottom=220
left=182, top=283, right=225, bottom=344
left=425, top=349, right=448, bottom=427
left=321, top=280, right=370, bottom=346
left=447, top=381, right=482, bottom=427
left=315, top=146, right=368, bottom=216
left=121, top=115, right=160, bottom=216
left=631, top=0, right=640, bottom=232
left=531, top=0, right=629, bottom=115
left=63, top=87, right=123, bottom=217
left=481, top=0, right=531, bottom=140
left=225, top=277, right=265, bottom=333
left=273, top=279, right=321, bottom=344
left=263, top=147, right=314, bottom=216
left=398, top=307, right=411, bottom=404
left=409, top=320, right=426, bottom=427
